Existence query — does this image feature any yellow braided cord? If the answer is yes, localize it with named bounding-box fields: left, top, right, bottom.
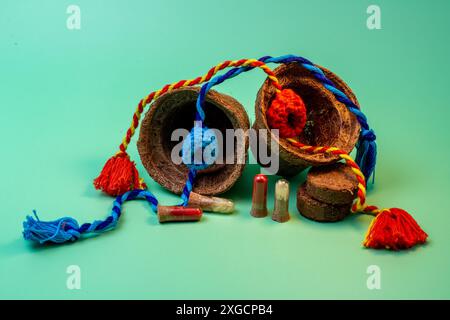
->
left=118, top=59, right=282, bottom=152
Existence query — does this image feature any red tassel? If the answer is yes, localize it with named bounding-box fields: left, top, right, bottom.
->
left=266, top=89, right=307, bottom=138
left=93, top=152, right=147, bottom=196
left=363, top=208, right=428, bottom=250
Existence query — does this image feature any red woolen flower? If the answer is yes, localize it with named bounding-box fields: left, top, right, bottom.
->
left=266, top=88, right=307, bottom=138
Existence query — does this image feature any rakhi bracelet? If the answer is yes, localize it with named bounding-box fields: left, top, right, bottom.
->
left=22, top=54, right=426, bottom=251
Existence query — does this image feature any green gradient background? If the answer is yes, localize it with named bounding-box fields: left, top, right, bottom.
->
left=1, top=0, right=449, bottom=299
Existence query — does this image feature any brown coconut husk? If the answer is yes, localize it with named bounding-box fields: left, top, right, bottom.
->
left=137, top=87, right=249, bottom=196
left=254, top=62, right=361, bottom=176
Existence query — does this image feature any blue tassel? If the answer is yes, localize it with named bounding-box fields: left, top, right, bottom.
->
left=355, top=129, right=377, bottom=183
left=23, top=210, right=81, bottom=244
left=23, top=190, right=159, bottom=245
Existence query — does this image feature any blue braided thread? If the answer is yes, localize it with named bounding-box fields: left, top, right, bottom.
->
left=180, top=77, right=219, bottom=206
left=180, top=168, right=197, bottom=206
left=23, top=189, right=158, bottom=244
left=181, top=60, right=278, bottom=205
left=194, top=54, right=377, bottom=181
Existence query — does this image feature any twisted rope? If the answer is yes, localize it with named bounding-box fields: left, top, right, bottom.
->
left=195, top=55, right=377, bottom=180
left=118, top=59, right=281, bottom=154
left=97, top=54, right=375, bottom=200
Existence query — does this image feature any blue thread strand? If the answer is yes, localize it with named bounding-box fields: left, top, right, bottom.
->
left=180, top=168, right=197, bottom=206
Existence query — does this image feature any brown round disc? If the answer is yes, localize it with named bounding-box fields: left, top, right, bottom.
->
left=297, top=184, right=351, bottom=222
left=306, top=163, right=358, bottom=205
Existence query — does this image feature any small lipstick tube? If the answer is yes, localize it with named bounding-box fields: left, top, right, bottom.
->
left=157, top=206, right=203, bottom=223
left=272, top=179, right=290, bottom=223
left=251, top=174, right=268, bottom=218
left=188, top=192, right=235, bottom=214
